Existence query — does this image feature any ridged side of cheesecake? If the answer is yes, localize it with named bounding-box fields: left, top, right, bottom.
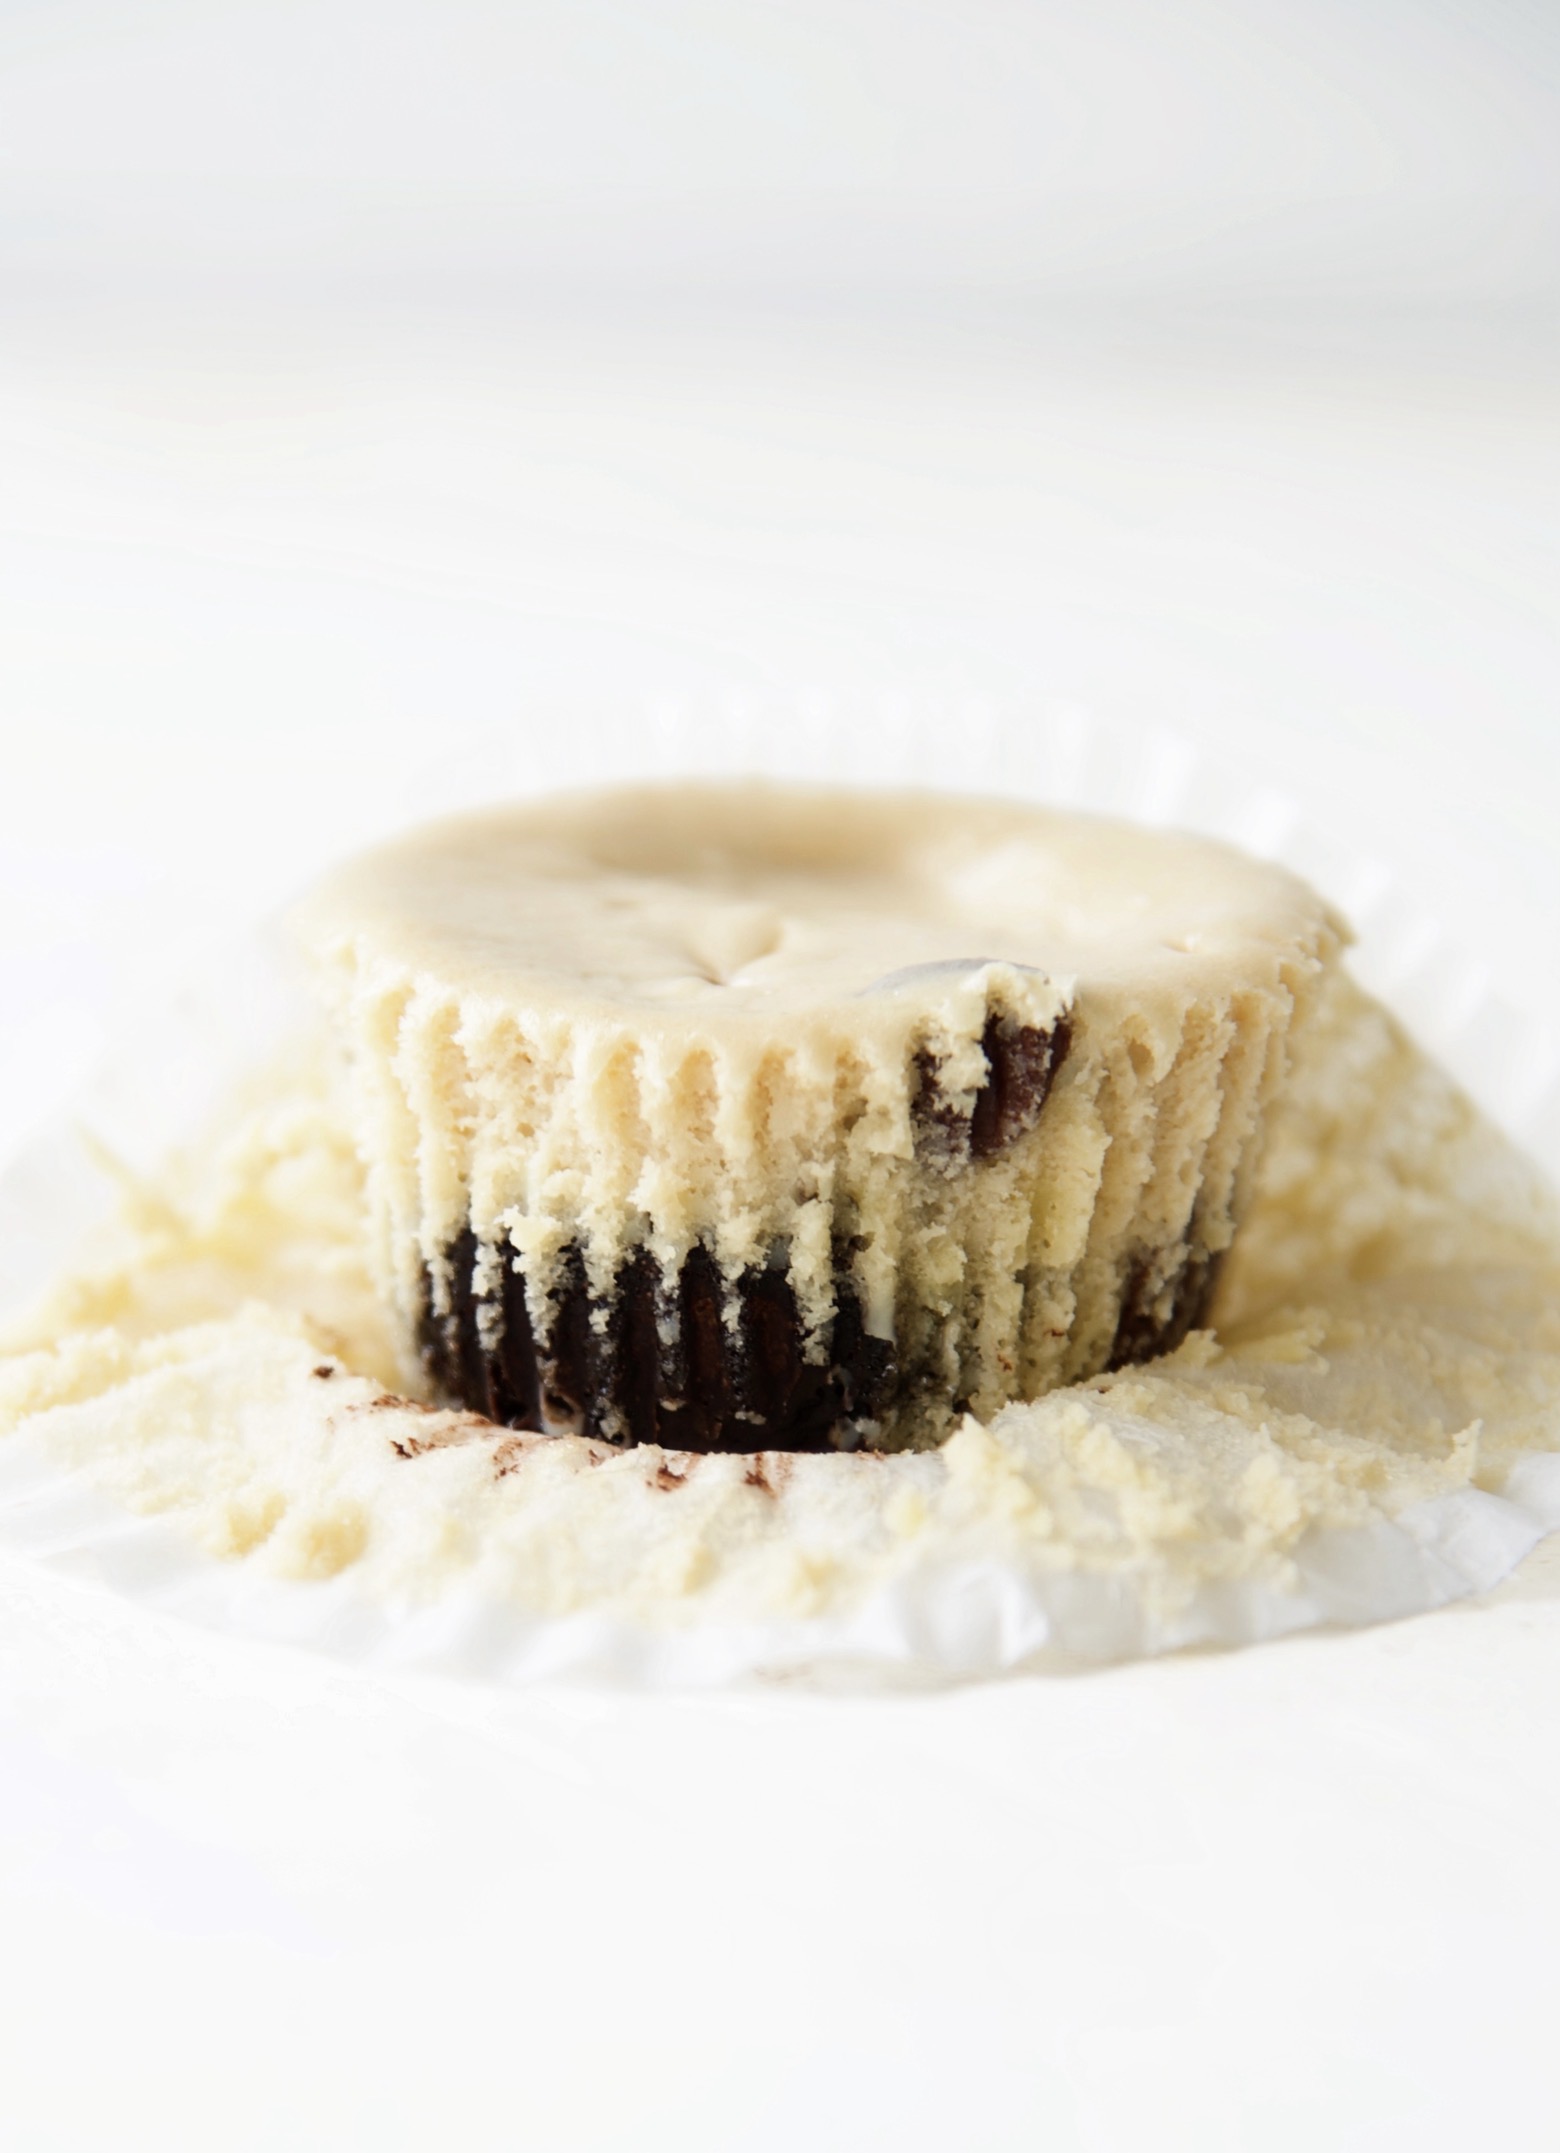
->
left=301, top=782, right=1342, bottom=1450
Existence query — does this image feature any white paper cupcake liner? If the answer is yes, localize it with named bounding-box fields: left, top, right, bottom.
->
left=1, top=699, right=1557, bottom=1688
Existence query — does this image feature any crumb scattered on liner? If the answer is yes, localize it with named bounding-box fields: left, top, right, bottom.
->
left=3, top=975, right=1558, bottom=1632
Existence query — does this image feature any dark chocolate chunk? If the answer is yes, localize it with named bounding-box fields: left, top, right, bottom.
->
left=825, top=1264, right=898, bottom=1427
left=1107, top=1243, right=1223, bottom=1370
left=969, top=1012, right=1072, bottom=1159
left=734, top=1263, right=837, bottom=1449
left=915, top=1012, right=1070, bottom=1163
left=420, top=1235, right=898, bottom=1453
left=419, top=1236, right=547, bottom=1432
left=610, top=1245, right=665, bottom=1445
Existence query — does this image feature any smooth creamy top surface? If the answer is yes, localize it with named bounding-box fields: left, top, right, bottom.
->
left=299, top=784, right=1339, bottom=1037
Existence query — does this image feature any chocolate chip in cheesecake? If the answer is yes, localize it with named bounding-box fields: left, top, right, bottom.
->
left=914, top=1010, right=1071, bottom=1163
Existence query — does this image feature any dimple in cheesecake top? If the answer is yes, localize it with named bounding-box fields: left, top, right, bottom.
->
left=300, top=782, right=1340, bottom=1049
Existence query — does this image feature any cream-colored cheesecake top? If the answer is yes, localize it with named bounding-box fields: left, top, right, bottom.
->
left=299, top=782, right=1339, bottom=1041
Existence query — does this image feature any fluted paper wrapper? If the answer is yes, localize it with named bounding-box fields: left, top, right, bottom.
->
left=1, top=704, right=1558, bottom=1687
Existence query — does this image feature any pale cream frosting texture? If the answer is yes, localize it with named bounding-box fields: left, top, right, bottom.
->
left=2, top=966, right=1557, bottom=1639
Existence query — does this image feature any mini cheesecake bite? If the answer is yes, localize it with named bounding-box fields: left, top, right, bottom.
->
left=299, top=782, right=1342, bottom=1451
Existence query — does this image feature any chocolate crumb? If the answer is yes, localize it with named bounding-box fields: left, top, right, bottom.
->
left=421, top=1235, right=898, bottom=1454
left=381, top=1403, right=493, bottom=1461
left=914, top=1012, right=1070, bottom=1163
left=1108, top=1243, right=1223, bottom=1369
left=311, top=1364, right=337, bottom=1380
